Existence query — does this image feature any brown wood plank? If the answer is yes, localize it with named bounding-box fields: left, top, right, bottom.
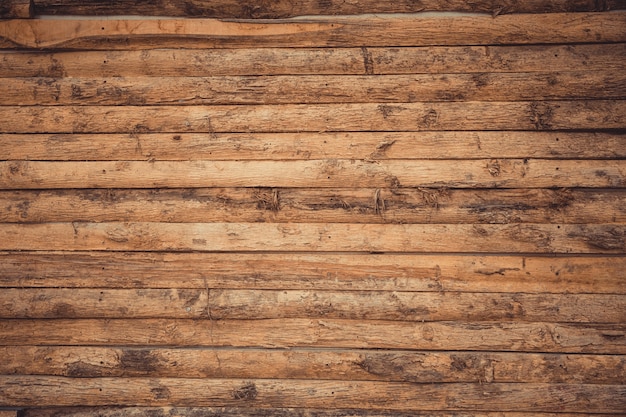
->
left=1, top=160, right=624, bottom=189
left=27, top=0, right=626, bottom=18
left=2, top=289, right=623, bottom=323
left=2, top=44, right=623, bottom=78
left=1, top=377, right=625, bottom=410
left=0, top=412, right=17, bottom=417
left=3, top=346, right=624, bottom=384
left=3, top=72, right=625, bottom=105
left=0, top=222, right=624, bottom=253
left=1, top=252, right=624, bottom=294
left=3, top=132, right=624, bottom=161
left=1, top=102, right=623, bottom=133
left=15, top=408, right=623, bottom=417
left=1, top=319, right=625, bottom=353
left=1, top=188, right=624, bottom=224
left=0, top=0, right=32, bottom=18
left=1, top=14, right=625, bottom=50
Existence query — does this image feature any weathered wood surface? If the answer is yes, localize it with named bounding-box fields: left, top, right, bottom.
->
left=23, top=0, right=626, bottom=18
left=2, top=319, right=625, bottom=353
left=2, top=188, right=624, bottom=224
left=14, top=409, right=625, bottom=417
left=2, top=101, right=623, bottom=133
left=2, top=252, right=623, bottom=294
left=1, top=222, right=624, bottom=253
left=2, top=346, right=624, bottom=384
left=1, top=160, right=624, bottom=189
left=1, top=377, right=625, bottom=410
left=2, top=13, right=626, bottom=50
left=0, top=412, right=17, bottom=417
left=3, top=132, right=624, bottom=161
left=3, top=72, right=625, bottom=105
left=2, top=288, right=624, bottom=322
left=3, top=44, right=624, bottom=77
left=0, top=0, right=32, bottom=18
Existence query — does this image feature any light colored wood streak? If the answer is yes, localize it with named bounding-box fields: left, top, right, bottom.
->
left=2, top=252, right=623, bottom=294
left=1, top=377, right=625, bottom=410
left=3, top=72, right=624, bottom=105
left=1, top=319, right=625, bottom=352
left=1, top=13, right=625, bottom=50
left=0, top=222, right=624, bottom=253
left=1, top=160, right=624, bottom=189
left=27, top=0, right=626, bottom=18
left=2, top=44, right=624, bottom=77
left=1, top=102, right=623, bottom=133
left=2, top=132, right=624, bottom=161
left=2, top=347, right=624, bottom=384
left=1, top=288, right=623, bottom=322
left=1, top=188, right=624, bottom=224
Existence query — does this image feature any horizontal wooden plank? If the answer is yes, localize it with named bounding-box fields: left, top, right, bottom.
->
left=25, top=0, right=626, bottom=18
left=0, top=222, right=624, bottom=253
left=2, top=289, right=623, bottom=323
left=3, top=72, right=625, bottom=105
left=2, top=44, right=624, bottom=78
left=3, top=346, right=624, bottom=384
left=2, top=378, right=625, bottom=411
left=15, top=408, right=624, bottom=417
left=1, top=13, right=625, bottom=50
left=1, top=160, right=625, bottom=189
left=0, top=412, right=17, bottom=417
left=1, top=188, right=624, bottom=224
left=2, top=252, right=624, bottom=294
left=2, top=102, right=624, bottom=133
left=1, top=319, right=625, bottom=352
left=0, top=0, right=32, bottom=18
left=2, top=132, right=624, bottom=161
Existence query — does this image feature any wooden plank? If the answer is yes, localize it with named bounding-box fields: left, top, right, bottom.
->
left=1, top=377, right=625, bottom=410
left=15, top=408, right=623, bottom=417
left=3, top=72, right=625, bottom=105
left=2, top=289, right=623, bottom=323
left=0, top=222, right=624, bottom=253
left=0, top=0, right=32, bottom=18
left=2, top=132, right=624, bottom=161
left=0, top=412, right=17, bottom=417
left=2, top=44, right=624, bottom=77
left=1, top=102, right=623, bottom=133
left=1, top=160, right=624, bottom=189
left=26, top=0, right=626, bottom=18
left=1, top=13, right=625, bottom=50
left=1, top=188, right=624, bottom=224
left=2, top=252, right=624, bottom=294
left=2, top=346, right=624, bottom=384
left=1, top=319, right=625, bottom=353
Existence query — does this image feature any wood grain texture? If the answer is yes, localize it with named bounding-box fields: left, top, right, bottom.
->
left=1, top=13, right=625, bottom=50
left=2, top=188, right=624, bottom=224
left=0, top=222, right=624, bottom=253
left=2, top=44, right=624, bottom=77
left=0, top=0, right=32, bottom=18
left=2, top=288, right=623, bottom=322
left=26, top=0, right=626, bottom=18
left=1, top=160, right=624, bottom=189
left=15, top=408, right=625, bottom=417
left=2, top=101, right=623, bottom=133
left=3, top=132, right=624, bottom=161
left=3, top=346, right=624, bottom=384
left=2, top=252, right=624, bottom=294
left=1, top=319, right=625, bottom=352
left=3, top=72, right=625, bottom=105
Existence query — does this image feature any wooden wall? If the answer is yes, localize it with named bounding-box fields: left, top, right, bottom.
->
left=0, top=0, right=625, bottom=415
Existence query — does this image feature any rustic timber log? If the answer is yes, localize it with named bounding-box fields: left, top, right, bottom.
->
left=1, top=188, right=624, bottom=224
left=0, top=0, right=32, bottom=18
left=1, top=13, right=625, bottom=50
left=1, top=252, right=623, bottom=294
left=0, top=222, right=624, bottom=253
left=1, top=288, right=624, bottom=322
left=2, top=44, right=624, bottom=77
left=1, top=319, right=625, bottom=352
left=2, top=347, right=624, bottom=384
left=20, top=0, right=626, bottom=18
